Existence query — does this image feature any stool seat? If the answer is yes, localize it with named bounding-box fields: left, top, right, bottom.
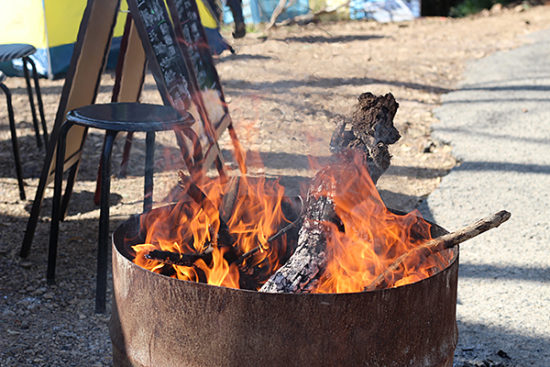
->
left=67, top=102, right=194, bottom=132
left=0, top=44, right=37, bottom=63
left=0, top=44, right=48, bottom=197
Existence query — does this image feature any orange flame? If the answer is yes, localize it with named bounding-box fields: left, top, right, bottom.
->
left=131, top=165, right=292, bottom=289
left=310, top=152, right=451, bottom=293
left=131, top=150, right=451, bottom=292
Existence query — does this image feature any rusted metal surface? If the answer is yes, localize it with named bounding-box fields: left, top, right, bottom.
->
left=111, top=205, right=458, bottom=367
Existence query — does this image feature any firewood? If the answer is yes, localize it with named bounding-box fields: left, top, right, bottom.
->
left=146, top=248, right=213, bottom=266
left=260, top=166, right=340, bottom=293
left=364, top=210, right=511, bottom=291
left=330, top=92, right=400, bottom=184
left=261, top=92, right=402, bottom=293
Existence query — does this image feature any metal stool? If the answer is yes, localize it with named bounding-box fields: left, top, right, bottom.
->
left=0, top=70, right=25, bottom=199
left=0, top=44, right=48, bottom=149
left=48, top=102, right=195, bottom=313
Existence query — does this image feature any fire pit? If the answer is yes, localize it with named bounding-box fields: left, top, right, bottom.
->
left=110, top=202, right=458, bottom=367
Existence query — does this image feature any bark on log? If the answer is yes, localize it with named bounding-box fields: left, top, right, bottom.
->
left=365, top=210, right=512, bottom=291
left=330, top=92, right=400, bottom=184
left=260, top=166, right=340, bottom=293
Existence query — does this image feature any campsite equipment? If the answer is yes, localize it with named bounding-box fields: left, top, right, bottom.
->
left=47, top=102, right=195, bottom=313
left=0, top=70, right=25, bottom=200
left=20, top=0, right=243, bottom=314
left=0, top=44, right=48, bottom=149
left=110, top=204, right=458, bottom=367
left=0, top=1, right=127, bottom=78
left=0, top=0, right=230, bottom=79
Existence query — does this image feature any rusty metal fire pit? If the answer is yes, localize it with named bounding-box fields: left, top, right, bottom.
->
left=110, top=204, right=458, bottom=367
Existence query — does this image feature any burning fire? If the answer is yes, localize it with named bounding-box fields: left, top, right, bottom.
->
left=131, top=150, right=452, bottom=292
left=132, top=173, right=292, bottom=289
left=311, top=152, right=451, bottom=293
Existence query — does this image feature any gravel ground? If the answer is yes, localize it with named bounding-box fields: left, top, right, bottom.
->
left=419, top=28, right=550, bottom=367
left=1, top=5, right=550, bottom=366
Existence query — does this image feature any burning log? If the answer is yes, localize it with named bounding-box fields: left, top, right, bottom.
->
left=260, top=169, right=339, bottom=293
left=261, top=92, right=401, bottom=293
left=365, top=210, right=512, bottom=291
left=145, top=248, right=213, bottom=266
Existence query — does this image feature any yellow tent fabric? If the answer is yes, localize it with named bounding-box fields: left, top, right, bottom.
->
left=0, top=0, right=227, bottom=77
left=0, top=0, right=127, bottom=78
left=196, top=0, right=219, bottom=29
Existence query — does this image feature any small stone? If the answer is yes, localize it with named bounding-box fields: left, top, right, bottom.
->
left=490, top=3, right=503, bottom=13
left=19, top=260, right=33, bottom=269
left=79, top=313, right=86, bottom=320
left=0, top=244, right=9, bottom=255
left=2, top=309, right=16, bottom=317
left=497, top=350, right=511, bottom=359
left=521, top=108, right=528, bottom=113
left=514, top=4, right=525, bottom=12
left=423, top=141, right=436, bottom=153
left=43, top=292, right=54, bottom=300
left=32, top=287, right=47, bottom=296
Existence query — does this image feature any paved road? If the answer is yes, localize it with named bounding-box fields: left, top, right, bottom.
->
left=418, top=29, right=550, bottom=366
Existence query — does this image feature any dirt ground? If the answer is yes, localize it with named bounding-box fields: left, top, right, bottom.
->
left=1, top=5, right=550, bottom=366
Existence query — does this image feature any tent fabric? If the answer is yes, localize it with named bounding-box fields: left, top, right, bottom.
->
left=0, top=0, right=127, bottom=79
left=1, top=0, right=232, bottom=78
left=203, top=28, right=231, bottom=55
left=222, top=0, right=310, bottom=24
left=350, top=0, right=420, bottom=20
left=197, top=0, right=232, bottom=55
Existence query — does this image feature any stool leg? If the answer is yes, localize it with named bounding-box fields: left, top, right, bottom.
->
left=119, top=132, right=134, bottom=178
left=0, top=83, right=25, bottom=200
left=96, top=130, right=117, bottom=313
left=22, top=57, right=41, bottom=149
left=47, top=123, right=71, bottom=284
left=144, top=132, right=155, bottom=212
left=26, top=57, right=48, bottom=148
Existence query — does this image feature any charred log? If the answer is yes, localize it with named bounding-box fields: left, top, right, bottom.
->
left=330, top=92, right=401, bottom=184
left=146, top=248, right=213, bottom=267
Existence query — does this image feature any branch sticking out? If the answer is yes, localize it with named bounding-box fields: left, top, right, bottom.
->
left=365, top=210, right=512, bottom=291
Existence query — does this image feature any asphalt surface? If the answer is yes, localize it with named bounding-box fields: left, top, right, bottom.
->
left=418, top=29, right=550, bottom=366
